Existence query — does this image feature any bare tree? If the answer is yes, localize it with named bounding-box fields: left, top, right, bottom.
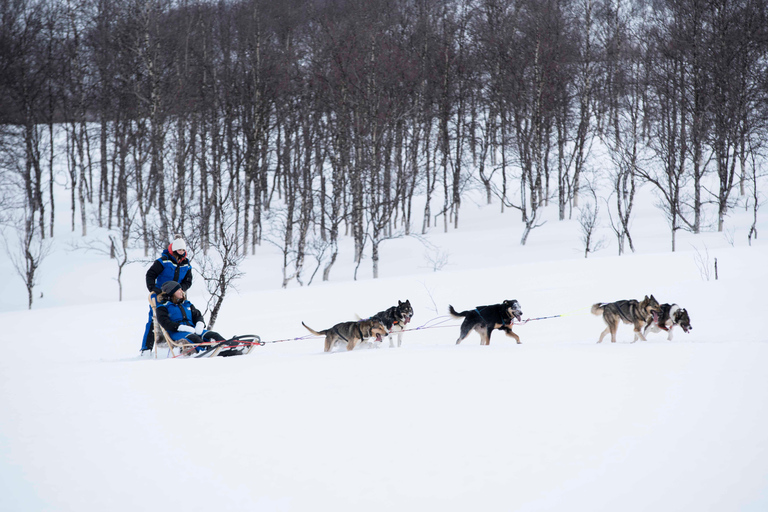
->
left=72, top=229, right=135, bottom=301
left=747, top=144, right=765, bottom=246
left=0, top=126, right=24, bottom=226
left=4, top=210, right=50, bottom=310
left=505, top=1, right=562, bottom=245
left=415, top=234, right=451, bottom=272
left=195, top=220, right=245, bottom=329
left=578, top=201, right=605, bottom=258
left=600, top=32, right=648, bottom=255
left=263, top=205, right=300, bottom=289
left=3, top=0, right=767, bottom=287
left=558, top=0, right=597, bottom=216
left=644, top=14, right=696, bottom=252
left=2, top=0, right=49, bottom=242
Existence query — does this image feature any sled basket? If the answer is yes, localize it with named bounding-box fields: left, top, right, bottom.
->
left=148, top=294, right=262, bottom=358
left=149, top=293, right=201, bottom=357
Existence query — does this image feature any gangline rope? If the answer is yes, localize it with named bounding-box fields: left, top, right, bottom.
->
left=252, top=305, right=593, bottom=346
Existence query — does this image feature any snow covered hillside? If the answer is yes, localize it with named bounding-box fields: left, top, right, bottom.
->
left=1, top=185, right=767, bottom=511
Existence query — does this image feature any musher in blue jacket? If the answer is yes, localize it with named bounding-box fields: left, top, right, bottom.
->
left=141, top=236, right=193, bottom=353
left=155, top=280, right=225, bottom=349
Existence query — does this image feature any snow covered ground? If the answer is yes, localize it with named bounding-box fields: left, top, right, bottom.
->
left=1, top=184, right=767, bottom=511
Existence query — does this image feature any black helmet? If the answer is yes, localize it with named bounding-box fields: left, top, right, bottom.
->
left=161, top=281, right=181, bottom=296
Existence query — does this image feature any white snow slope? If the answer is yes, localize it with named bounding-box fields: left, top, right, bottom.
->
left=1, top=187, right=767, bottom=512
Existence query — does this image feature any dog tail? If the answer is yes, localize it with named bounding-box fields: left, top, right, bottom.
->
left=591, top=303, right=605, bottom=316
left=448, top=305, right=467, bottom=318
left=301, top=321, right=325, bottom=337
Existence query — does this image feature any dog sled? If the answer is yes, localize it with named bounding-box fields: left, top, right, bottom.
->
left=149, top=293, right=262, bottom=358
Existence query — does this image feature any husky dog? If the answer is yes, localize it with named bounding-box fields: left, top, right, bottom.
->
left=449, top=300, right=523, bottom=346
left=365, top=300, right=414, bottom=348
left=591, top=295, right=661, bottom=343
left=302, top=319, right=389, bottom=352
left=643, top=303, right=692, bottom=341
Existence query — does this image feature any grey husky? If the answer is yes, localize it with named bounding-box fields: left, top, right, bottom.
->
left=591, top=295, right=661, bottom=343
left=302, top=319, right=389, bottom=352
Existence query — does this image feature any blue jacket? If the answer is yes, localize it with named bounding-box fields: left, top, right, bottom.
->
left=156, top=298, right=205, bottom=341
left=146, top=248, right=192, bottom=294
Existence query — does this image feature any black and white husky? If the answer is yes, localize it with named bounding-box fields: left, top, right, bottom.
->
left=449, top=300, right=523, bottom=346
left=364, top=300, right=414, bottom=348
left=643, top=303, right=692, bottom=341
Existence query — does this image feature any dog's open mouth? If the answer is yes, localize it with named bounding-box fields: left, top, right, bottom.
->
left=682, top=325, right=691, bottom=333
left=513, top=311, right=523, bottom=322
left=375, top=333, right=383, bottom=342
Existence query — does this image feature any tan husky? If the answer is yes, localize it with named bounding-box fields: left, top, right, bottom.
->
left=302, top=319, right=389, bottom=352
left=591, top=295, right=661, bottom=343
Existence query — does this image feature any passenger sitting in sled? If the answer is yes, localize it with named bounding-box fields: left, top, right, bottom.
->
left=155, top=280, right=225, bottom=352
left=141, top=235, right=193, bottom=354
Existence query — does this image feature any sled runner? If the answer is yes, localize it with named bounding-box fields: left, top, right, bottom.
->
left=190, top=335, right=263, bottom=358
left=149, top=293, right=262, bottom=358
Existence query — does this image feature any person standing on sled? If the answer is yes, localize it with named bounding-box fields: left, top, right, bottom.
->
left=140, top=236, right=193, bottom=354
left=155, top=281, right=226, bottom=350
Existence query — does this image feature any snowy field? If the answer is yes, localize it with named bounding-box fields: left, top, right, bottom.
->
left=1, top=185, right=768, bottom=511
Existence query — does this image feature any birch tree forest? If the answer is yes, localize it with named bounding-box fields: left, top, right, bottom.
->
left=2, top=0, right=767, bottom=295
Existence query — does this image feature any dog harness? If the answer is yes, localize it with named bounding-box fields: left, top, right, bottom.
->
left=332, top=323, right=366, bottom=343
left=475, top=306, right=512, bottom=326
left=614, top=303, right=636, bottom=325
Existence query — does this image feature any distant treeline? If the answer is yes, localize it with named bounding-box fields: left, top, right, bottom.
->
left=2, top=0, right=767, bottom=287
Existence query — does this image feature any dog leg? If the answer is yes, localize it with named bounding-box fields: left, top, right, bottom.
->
left=610, top=323, right=618, bottom=343
left=506, top=328, right=521, bottom=344
left=481, top=326, right=493, bottom=346
left=643, top=321, right=652, bottom=337
left=632, top=323, right=648, bottom=342
left=667, top=326, right=674, bottom=341
left=597, top=326, right=610, bottom=343
left=324, top=336, right=333, bottom=352
left=456, top=321, right=472, bottom=345
left=472, top=324, right=488, bottom=345
left=397, top=331, right=403, bottom=348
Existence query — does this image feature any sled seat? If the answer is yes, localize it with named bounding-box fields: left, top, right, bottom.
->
left=149, top=293, right=224, bottom=358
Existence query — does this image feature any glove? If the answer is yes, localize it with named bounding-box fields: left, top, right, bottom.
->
left=177, top=325, right=195, bottom=333
left=195, top=321, right=205, bottom=335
